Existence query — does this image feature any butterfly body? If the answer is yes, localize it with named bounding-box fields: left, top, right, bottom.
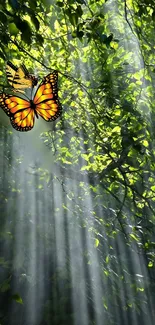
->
left=27, top=100, right=38, bottom=118
left=0, top=72, right=62, bottom=131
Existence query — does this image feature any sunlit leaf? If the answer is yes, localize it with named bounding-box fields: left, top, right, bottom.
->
left=112, top=126, right=121, bottom=133
left=142, top=140, right=149, bottom=147
left=8, top=22, right=19, bottom=36
left=137, top=287, right=144, bottom=292
left=94, top=238, right=99, bottom=247
left=102, top=297, right=108, bottom=310
left=148, top=261, right=153, bottom=268
left=130, top=233, right=139, bottom=241
left=106, top=255, right=109, bottom=264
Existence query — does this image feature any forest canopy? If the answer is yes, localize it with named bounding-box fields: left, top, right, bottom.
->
left=0, top=0, right=155, bottom=325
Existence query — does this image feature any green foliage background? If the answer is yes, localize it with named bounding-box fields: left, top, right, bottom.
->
left=0, top=0, right=155, bottom=324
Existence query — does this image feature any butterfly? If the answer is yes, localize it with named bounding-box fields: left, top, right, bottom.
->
left=0, top=72, right=62, bottom=131
left=6, top=61, right=38, bottom=92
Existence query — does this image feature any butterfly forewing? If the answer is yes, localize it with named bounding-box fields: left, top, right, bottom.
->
left=6, top=61, right=38, bottom=91
left=6, top=61, right=18, bottom=84
left=43, top=72, right=58, bottom=96
left=34, top=72, right=62, bottom=121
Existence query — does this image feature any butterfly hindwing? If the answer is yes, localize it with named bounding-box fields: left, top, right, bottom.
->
left=0, top=71, right=62, bottom=131
left=0, top=93, right=35, bottom=131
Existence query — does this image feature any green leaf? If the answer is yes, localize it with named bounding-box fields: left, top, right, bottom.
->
left=11, top=293, right=23, bottom=304
left=106, top=255, right=109, bottom=264
left=0, top=11, right=7, bottom=24
left=36, top=34, right=44, bottom=46
left=94, top=238, right=99, bottom=247
left=41, top=0, right=51, bottom=12
left=102, top=297, right=108, bottom=310
left=104, top=34, right=113, bottom=47
left=15, top=18, right=32, bottom=44
left=76, top=5, right=83, bottom=17
left=104, top=270, right=109, bottom=276
left=29, top=0, right=37, bottom=10
left=137, top=287, right=144, bottom=292
left=31, top=15, right=40, bottom=30
left=56, top=1, right=64, bottom=7
left=22, top=30, right=32, bottom=45
left=0, top=34, right=9, bottom=45
left=0, top=276, right=11, bottom=292
left=66, top=11, right=78, bottom=26
left=142, top=140, right=148, bottom=147
left=130, top=233, right=139, bottom=241
left=8, top=22, right=19, bottom=36
left=148, top=261, right=153, bottom=268
left=112, top=126, right=121, bottom=133
left=0, top=49, right=6, bottom=60
left=76, top=30, right=84, bottom=39
left=0, top=282, right=10, bottom=292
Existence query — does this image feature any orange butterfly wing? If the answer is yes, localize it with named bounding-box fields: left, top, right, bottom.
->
left=34, top=71, right=62, bottom=122
left=0, top=94, right=35, bottom=131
